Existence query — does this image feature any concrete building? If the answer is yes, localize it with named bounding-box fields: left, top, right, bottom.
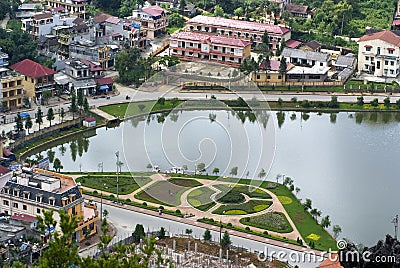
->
left=46, top=0, right=88, bottom=18
left=284, top=4, right=310, bottom=18
left=10, top=59, right=56, bottom=101
left=0, top=168, right=98, bottom=242
left=132, top=5, right=168, bottom=40
left=286, top=65, right=329, bottom=82
left=185, top=15, right=291, bottom=51
left=169, top=32, right=251, bottom=67
left=270, top=0, right=290, bottom=9
left=252, top=59, right=293, bottom=83
left=357, top=30, right=400, bottom=77
left=281, top=47, right=331, bottom=68
left=21, top=13, right=76, bottom=40
left=0, top=69, right=25, bottom=111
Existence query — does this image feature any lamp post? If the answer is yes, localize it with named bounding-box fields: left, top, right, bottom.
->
left=100, top=183, right=106, bottom=223
left=115, top=151, right=119, bottom=203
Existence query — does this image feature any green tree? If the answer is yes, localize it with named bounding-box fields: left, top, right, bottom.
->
left=15, top=112, right=24, bottom=132
left=220, top=231, right=231, bottom=248
left=25, top=115, right=33, bottom=134
left=396, top=99, right=400, bottom=109
left=328, top=96, right=339, bottom=108
left=53, top=158, right=63, bottom=172
left=321, top=215, right=331, bottom=228
left=158, top=227, right=166, bottom=239
left=70, top=87, right=78, bottom=119
left=277, top=98, right=283, bottom=106
left=213, top=4, right=224, bottom=17
left=185, top=228, right=193, bottom=235
left=60, top=107, right=65, bottom=123
left=279, top=56, right=288, bottom=81
left=384, top=97, right=390, bottom=109
left=197, top=163, right=206, bottom=174
left=179, top=0, right=186, bottom=14
left=356, top=96, right=364, bottom=106
left=83, top=97, right=89, bottom=114
left=132, top=223, right=146, bottom=243
left=47, top=107, right=55, bottom=127
left=146, top=163, right=152, bottom=169
left=212, top=167, right=220, bottom=175
left=234, top=7, right=243, bottom=19
left=370, top=98, right=379, bottom=107
left=333, top=224, right=342, bottom=239
left=168, top=13, right=185, bottom=28
left=203, top=229, right=212, bottom=241
left=230, top=166, right=238, bottom=177
left=36, top=107, right=43, bottom=130
left=258, top=168, right=266, bottom=179
left=303, top=198, right=312, bottom=211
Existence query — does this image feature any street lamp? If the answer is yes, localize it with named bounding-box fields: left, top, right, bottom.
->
left=116, top=151, right=119, bottom=203
left=100, top=183, right=106, bottom=223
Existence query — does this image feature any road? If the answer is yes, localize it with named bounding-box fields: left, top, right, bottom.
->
left=87, top=202, right=325, bottom=268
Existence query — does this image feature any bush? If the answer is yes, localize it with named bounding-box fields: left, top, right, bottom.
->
left=217, top=191, right=245, bottom=203
left=176, top=209, right=181, bottom=214
left=263, top=231, right=268, bottom=235
left=245, top=227, right=250, bottom=231
left=93, top=190, right=98, bottom=195
left=126, top=199, right=131, bottom=202
left=227, top=223, right=232, bottom=227
left=159, top=206, right=164, bottom=210
left=143, top=202, right=147, bottom=207
left=110, top=195, right=115, bottom=199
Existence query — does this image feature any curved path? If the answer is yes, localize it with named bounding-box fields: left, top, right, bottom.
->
left=75, top=174, right=305, bottom=243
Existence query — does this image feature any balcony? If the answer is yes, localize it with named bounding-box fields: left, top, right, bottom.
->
left=35, top=82, right=55, bottom=91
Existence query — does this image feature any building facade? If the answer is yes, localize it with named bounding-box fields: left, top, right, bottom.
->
left=46, top=0, right=88, bottom=18
left=185, top=15, right=291, bottom=51
left=10, top=59, right=56, bottom=101
left=169, top=32, right=251, bottom=66
left=132, top=5, right=168, bottom=40
left=357, top=30, right=400, bottom=77
left=22, top=13, right=76, bottom=40
left=0, top=168, right=98, bottom=242
left=252, top=59, right=293, bottom=83
left=281, top=47, right=331, bottom=68
left=1, top=70, right=25, bottom=111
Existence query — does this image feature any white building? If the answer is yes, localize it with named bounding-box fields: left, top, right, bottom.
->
left=357, top=30, right=400, bottom=78
left=22, top=13, right=76, bottom=39
left=281, top=47, right=331, bottom=68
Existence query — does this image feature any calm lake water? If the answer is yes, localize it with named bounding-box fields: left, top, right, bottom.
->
left=26, top=109, right=400, bottom=246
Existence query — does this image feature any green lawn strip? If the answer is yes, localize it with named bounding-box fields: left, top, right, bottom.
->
left=240, top=212, right=293, bottom=233
left=187, top=186, right=216, bottom=211
left=260, top=182, right=337, bottom=251
left=212, top=200, right=272, bottom=215
left=83, top=190, right=184, bottom=218
left=168, top=178, right=202, bottom=187
left=76, top=175, right=150, bottom=195
left=198, top=218, right=302, bottom=247
left=135, top=189, right=174, bottom=207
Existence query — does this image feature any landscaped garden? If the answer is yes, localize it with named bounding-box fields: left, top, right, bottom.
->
left=213, top=184, right=271, bottom=200
left=76, top=175, right=151, bottom=195
left=212, top=199, right=272, bottom=215
left=187, top=187, right=216, bottom=212
left=240, top=212, right=293, bottom=233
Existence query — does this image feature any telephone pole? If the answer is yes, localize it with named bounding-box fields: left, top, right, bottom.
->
left=392, top=215, right=399, bottom=240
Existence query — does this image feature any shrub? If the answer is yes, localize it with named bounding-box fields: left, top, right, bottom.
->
left=263, top=231, right=268, bottom=235
left=245, top=227, right=250, bottom=231
left=126, top=199, right=131, bottom=202
left=143, top=202, right=147, bottom=207
left=159, top=206, right=164, bottom=210
left=176, top=209, right=181, bottom=214
left=110, top=195, right=115, bottom=199
left=227, top=223, right=232, bottom=227
left=93, top=190, right=98, bottom=195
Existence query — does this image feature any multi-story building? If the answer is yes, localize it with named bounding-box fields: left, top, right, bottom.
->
left=252, top=59, right=293, bottom=83
left=10, top=59, right=56, bottom=101
left=281, top=47, right=331, bottom=68
left=132, top=5, right=168, bottom=40
left=270, top=0, right=290, bottom=9
left=357, top=30, right=400, bottom=77
left=169, top=32, right=251, bottom=67
left=21, top=13, right=76, bottom=40
left=0, top=48, right=25, bottom=111
left=46, top=0, right=88, bottom=18
left=185, top=15, right=291, bottom=51
left=0, top=168, right=98, bottom=242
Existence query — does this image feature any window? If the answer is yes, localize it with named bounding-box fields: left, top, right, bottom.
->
left=391, top=61, right=395, bottom=66
left=36, top=208, right=41, bottom=214
left=390, top=69, right=394, bottom=75
left=389, top=49, right=394, bottom=54
left=12, top=202, right=18, bottom=208
left=366, top=56, right=370, bottom=61
left=13, top=190, right=18, bottom=196
left=256, top=74, right=261, bottom=79
left=365, top=64, right=369, bottom=70
left=320, top=62, right=323, bottom=66
left=370, top=57, right=374, bottom=62
left=49, top=199, right=54, bottom=206
left=385, top=60, right=388, bottom=65
left=3, top=200, right=9, bottom=206
left=366, top=47, right=372, bottom=52
left=23, top=192, right=29, bottom=199
left=384, top=69, right=388, bottom=75
left=23, top=205, right=27, bottom=210
left=267, top=75, right=271, bottom=79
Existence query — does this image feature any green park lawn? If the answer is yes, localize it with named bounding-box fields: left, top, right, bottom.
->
left=187, top=186, right=216, bottom=212
left=168, top=178, right=202, bottom=188
left=212, top=200, right=272, bottom=215
left=76, top=175, right=151, bottom=195
left=213, top=184, right=271, bottom=200
left=261, top=182, right=338, bottom=250
left=240, top=212, right=293, bottom=233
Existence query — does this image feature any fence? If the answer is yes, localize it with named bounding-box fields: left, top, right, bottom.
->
left=255, top=81, right=345, bottom=87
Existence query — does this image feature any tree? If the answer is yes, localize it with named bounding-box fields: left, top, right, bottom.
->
left=83, top=97, right=89, bottom=114
left=36, top=107, right=43, bottom=130
left=230, top=166, right=238, bottom=177
left=370, top=98, right=379, bottom=107
left=321, top=215, right=331, bottom=228
left=197, top=163, right=206, bottom=174
left=234, top=7, right=243, bottom=19
left=213, top=5, right=224, bottom=17
left=146, top=163, right=152, bottom=169
left=220, top=231, right=231, bottom=248
left=132, top=224, right=146, bottom=243
left=213, top=167, right=220, bottom=175
left=333, top=225, right=342, bottom=239
left=258, top=168, right=266, bottom=179
left=70, top=88, right=77, bottom=119
left=179, top=0, right=186, bottom=14
left=295, top=187, right=300, bottom=196
left=303, top=198, right=312, bottom=211
left=310, top=208, right=319, bottom=220
left=77, top=88, right=84, bottom=112
left=356, top=96, right=364, bottom=106
left=328, top=96, right=339, bottom=108
left=25, top=115, right=33, bottom=134
left=279, top=56, right=287, bottom=81
left=15, top=112, right=24, bottom=133
left=384, top=97, right=390, bottom=109
left=396, top=99, right=400, bottom=109
left=47, top=107, right=55, bottom=127
left=158, top=227, right=166, bottom=239
left=277, top=98, right=283, bottom=106
left=168, top=13, right=185, bottom=28
left=203, top=229, right=212, bottom=241
left=60, top=107, right=65, bottom=123
left=53, top=158, right=63, bottom=172
left=185, top=228, right=193, bottom=235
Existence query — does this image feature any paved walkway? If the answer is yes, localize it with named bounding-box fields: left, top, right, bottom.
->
left=0, top=13, right=9, bottom=29
left=75, top=174, right=305, bottom=243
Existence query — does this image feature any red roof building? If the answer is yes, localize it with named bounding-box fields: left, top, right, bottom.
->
left=141, top=5, right=167, bottom=17
left=286, top=39, right=302, bottom=49
left=10, top=59, right=56, bottom=99
left=132, top=5, right=168, bottom=40
left=185, top=15, right=291, bottom=51
left=94, top=77, right=113, bottom=86
left=170, top=32, right=251, bottom=67
left=0, top=165, right=10, bottom=175
left=11, top=213, right=37, bottom=223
